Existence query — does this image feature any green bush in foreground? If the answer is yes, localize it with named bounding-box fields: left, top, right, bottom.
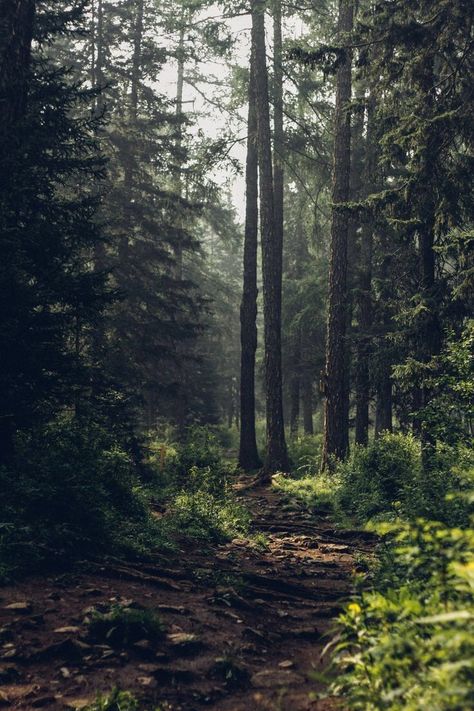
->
left=330, top=518, right=474, bottom=710
left=84, top=690, right=140, bottom=711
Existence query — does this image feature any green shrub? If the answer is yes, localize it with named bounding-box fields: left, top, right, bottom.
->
left=144, top=425, right=248, bottom=546
left=334, top=433, right=421, bottom=524
left=84, top=690, right=139, bottom=711
left=288, top=433, right=324, bottom=475
left=84, top=690, right=171, bottom=711
left=176, top=425, right=223, bottom=473
left=86, top=605, right=164, bottom=647
left=0, top=417, right=152, bottom=579
left=330, top=518, right=474, bottom=710
left=164, top=489, right=250, bottom=543
left=212, top=425, right=240, bottom=451
left=412, top=445, right=474, bottom=526
left=273, top=471, right=336, bottom=512
left=146, top=425, right=232, bottom=497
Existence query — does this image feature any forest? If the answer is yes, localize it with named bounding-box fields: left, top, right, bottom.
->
left=0, top=0, right=473, bottom=709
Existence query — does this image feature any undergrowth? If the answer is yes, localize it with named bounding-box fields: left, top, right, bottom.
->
left=0, top=422, right=251, bottom=583
left=85, top=605, right=164, bottom=648
left=329, top=516, right=474, bottom=710
left=0, top=417, right=155, bottom=581
left=274, top=429, right=474, bottom=709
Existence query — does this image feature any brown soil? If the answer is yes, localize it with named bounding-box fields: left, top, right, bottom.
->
left=0, top=482, right=375, bottom=711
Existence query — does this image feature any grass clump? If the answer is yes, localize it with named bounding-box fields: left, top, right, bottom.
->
left=84, top=689, right=172, bottom=711
left=84, top=690, right=140, bottom=711
left=86, top=605, right=164, bottom=648
left=145, top=426, right=252, bottom=545
left=273, top=471, right=336, bottom=512
left=287, top=433, right=324, bottom=475
left=334, top=433, right=420, bottom=524
left=164, top=488, right=250, bottom=543
left=334, top=433, right=474, bottom=527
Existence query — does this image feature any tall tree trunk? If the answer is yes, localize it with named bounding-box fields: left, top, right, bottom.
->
left=0, top=0, right=35, bottom=464
left=288, top=188, right=309, bottom=439
left=322, top=0, right=353, bottom=469
left=354, top=94, right=376, bottom=445
left=174, top=6, right=186, bottom=276
left=273, top=0, right=284, bottom=301
left=345, top=82, right=364, bottom=445
left=238, top=50, right=261, bottom=471
left=251, top=0, right=289, bottom=476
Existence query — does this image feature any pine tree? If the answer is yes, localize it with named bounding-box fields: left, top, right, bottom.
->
left=357, top=0, right=474, bottom=461
left=0, top=0, right=109, bottom=462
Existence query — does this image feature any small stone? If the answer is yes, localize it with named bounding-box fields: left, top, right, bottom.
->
left=231, top=538, right=249, bottom=546
left=133, top=639, right=152, bottom=650
left=137, top=676, right=156, bottom=687
left=0, top=647, right=18, bottom=660
left=167, top=632, right=197, bottom=645
left=167, top=632, right=202, bottom=655
left=3, top=602, right=32, bottom=614
left=82, top=588, right=102, bottom=597
left=62, top=698, right=94, bottom=709
left=278, top=660, right=294, bottom=668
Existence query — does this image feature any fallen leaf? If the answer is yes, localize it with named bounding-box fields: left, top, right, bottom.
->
left=62, top=698, right=94, bottom=710
left=3, top=602, right=32, bottom=614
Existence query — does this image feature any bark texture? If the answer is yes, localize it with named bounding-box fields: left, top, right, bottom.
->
left=251, top=0, right=289, bottom=475
left=354, top=94, right=376, bottom=445
left=322, top=0, right=353, bottom=469
left=238, top=51, right=261, bottom=471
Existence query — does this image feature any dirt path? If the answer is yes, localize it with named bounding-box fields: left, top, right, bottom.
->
left=0, top=484, right=375, bottom=711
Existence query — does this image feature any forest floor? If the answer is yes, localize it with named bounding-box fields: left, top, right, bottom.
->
left=0, top=480, right=375, bottom=711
